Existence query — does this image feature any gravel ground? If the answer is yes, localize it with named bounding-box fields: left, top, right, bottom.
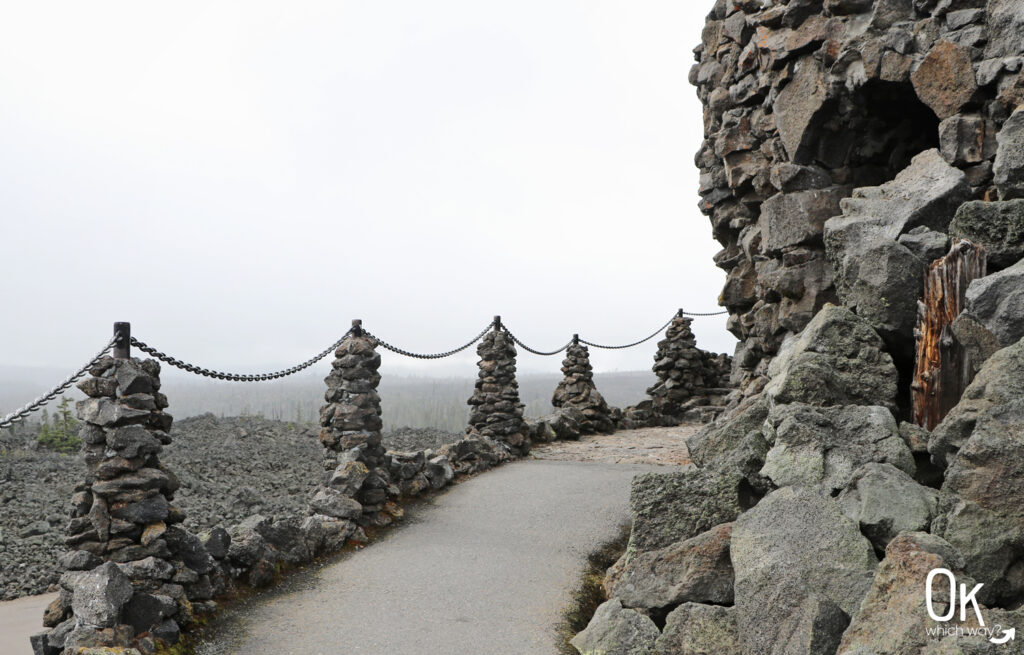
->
left=0, top=415, right=457, bottom=600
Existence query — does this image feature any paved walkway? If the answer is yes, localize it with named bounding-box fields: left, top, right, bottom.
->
left=196, top=458, right=668, bottom=655
left=2, top=591, right=56, bottom=655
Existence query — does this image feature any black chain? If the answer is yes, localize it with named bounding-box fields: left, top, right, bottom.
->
left=129, top=329, right=353, bottom=382
left=501, top=326, right=573, bottom=357
left=0, top=336, right=118, bottom=429
left=578, top=315, right=677, bottom=350
left=680, top=308, right=729, bottom=316
left=366, top=320, right=495, bottom=359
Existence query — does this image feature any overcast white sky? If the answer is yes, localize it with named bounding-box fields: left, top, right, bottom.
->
left=0, top=1, right=729, bottom=379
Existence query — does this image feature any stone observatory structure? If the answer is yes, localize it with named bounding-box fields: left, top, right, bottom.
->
left=551, top=339, right=616, bottom=435
left=691, top=0, right=1024, bottom=400
left=571, top=2, right=1024, bottom=654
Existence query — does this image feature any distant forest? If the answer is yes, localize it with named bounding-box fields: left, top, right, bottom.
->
left=1, top=369, right=657, bottom=435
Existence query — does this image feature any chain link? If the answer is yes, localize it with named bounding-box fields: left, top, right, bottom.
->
left=578, top=315, right=677, bottom=350
left=366, top=320, right=495, bottom=359
left=680, top=308, right=729, bottom=317
left=129, top=329, right=354, bottom=382
left=0, top=336, right=118, bottom=429
left=501, top=326, right=573, bottom=357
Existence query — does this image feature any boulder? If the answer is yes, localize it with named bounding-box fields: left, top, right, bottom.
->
left=328, top=461, right=370, bottom=497
left=837, top=463, right=939, bottom=550
left=897, top=226, right=950, bottom=264
left=686, top=395, right=770, bottom=468
left=608, top=523, right=733, bottom=609
left=964, top=258, right=1024, bottom=348
left=761, top=404, right=914, bottom=495
left=950, top=200, right=1024, bottom=269
left=774, top=57, right=829, bottom=162
left=758, top=187, right=850, bottom=256
left=933, top=399, right=1024, bottom=605
left=70, top=562, right=134, bottom=628
left=569, top=598, right=659, bottom=655
left=772, top=595, right=850, bottom=655
left=951, top=313, right=1004, bottom=375
left=985, top=0, right=1024, bottom=59
left=825, top=149, right=970, bottom=241
left=928, top=337, right=1024, bottom=467
left=939, top=114, right=997, bottom=166
left=732, top=487, right=878, bottom=655
left=764, top=305, right=899, bottom=409
left=911, top=40, right=978, bottom=120
left=654, top=603, right=742, bottom=655
left=837, top=532, right=968, bottom=655
left=627, top=466, right=743, bottom=553
left=308, top=488, right=363, bottom=520
left=994, top=107, right=1024, bottom=200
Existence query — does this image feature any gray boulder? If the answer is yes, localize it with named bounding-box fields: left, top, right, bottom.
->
left=758, top=187, right=849, bottom=256
left=964, top=258, right=1024, bottom=348
left=928, top=337, right=1024, bottom=467
left=608, top=522, right=733, bottom=609
left=70, top=561, right=134, bottom=628
left=897, top=226, right=950, bottom=263
left=627, top=466, right=743, bottom=553
left=994, top=106, right=1024, bottom=199
left=772, top=595, right=850, bottom=655
left=950, top=200, right=1024, bottom=269
left=764, top=305, right=898, bottom=409
left=837, top=463, right=939, bottom=550
left=569, top=598, right=659, bottom=655
left=761, top=404, right=914, bottom=495
left=654, top=603, right=741, bottom=655
left=732, top=487, right=877, bottom=655
left=309, top=488, right=363, bottom=520
left=686, top=395, right=769, bottom=468
left=986, top=0, right=1024, bottom=59
left=951, top=313, right=1004, bottom=375
left=933, top=399, right=1024, bottom=605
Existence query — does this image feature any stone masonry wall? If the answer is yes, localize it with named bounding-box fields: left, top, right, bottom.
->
left=693, top=0, right=1024, bottom=397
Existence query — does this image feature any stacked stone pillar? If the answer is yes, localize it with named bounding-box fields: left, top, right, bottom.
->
left=466, top=319, right=529, bottom=455
left=35, top=338, right=213, bottom=655
left=646, top=314, right=726, bottom=423
left=313, top=320, right=392, bottom=525
left=552, top=338, right=615, bottom=435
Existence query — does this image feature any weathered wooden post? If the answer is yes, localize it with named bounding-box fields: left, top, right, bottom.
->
left=552, top=336, right=615, bottom=434
left=912, top=240, right=987, bottom=429
left=34, top=322, right=212, bottom=655
left=466, top=316, right=529, bottom=455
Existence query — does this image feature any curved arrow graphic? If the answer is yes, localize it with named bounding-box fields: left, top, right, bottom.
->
left=991, top=627, right=1016, bottom=644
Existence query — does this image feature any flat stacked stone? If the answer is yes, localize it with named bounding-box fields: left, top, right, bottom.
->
left=551, top=340, right=615, bottom=435
left=466, top=324, right=528, bottom=456
left=647, top=316, right=729, bottom=423
left=315, top=324, right=391, bottom=524
left=34, top=356, right=216, bottom=655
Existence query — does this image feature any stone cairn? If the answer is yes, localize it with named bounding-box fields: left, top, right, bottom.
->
left=313, top=320, right=456, bottom=528
left=466, top=319, right=529, bottom=456
left=313, top=320, right=392, bottom=526
left=34, top=353, right=216, bottom=655
left=623, top=314, right=732, bottom=427
left=551, top=337, right=616, bottom=435
left=648, top=315, right=731, bottom=422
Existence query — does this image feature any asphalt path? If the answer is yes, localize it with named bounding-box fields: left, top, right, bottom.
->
left=195, top=459, right=662, bottom=655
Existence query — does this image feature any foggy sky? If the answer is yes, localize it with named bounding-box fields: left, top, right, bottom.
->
left=0, top=1, right=730, bottom=381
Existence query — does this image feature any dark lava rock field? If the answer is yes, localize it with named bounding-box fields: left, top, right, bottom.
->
left=0, top=414, right=456, bottom=600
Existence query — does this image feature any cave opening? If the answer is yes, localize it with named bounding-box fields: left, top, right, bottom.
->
left=803, top=80, right=941, bottom=188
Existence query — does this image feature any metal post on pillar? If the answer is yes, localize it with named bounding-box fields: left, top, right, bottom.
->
left=352, top=319, right=363, bottom=337
left=113, top=322, right=131, bottom=359
left=676, top=308, right=684, bottom=318
left=493, top=315, right=502, bottom=332
left=572, top=333, right=579, bottom=345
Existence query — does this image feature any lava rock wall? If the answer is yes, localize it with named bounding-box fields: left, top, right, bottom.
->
left=693, top=0, right=1024, bottom=395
